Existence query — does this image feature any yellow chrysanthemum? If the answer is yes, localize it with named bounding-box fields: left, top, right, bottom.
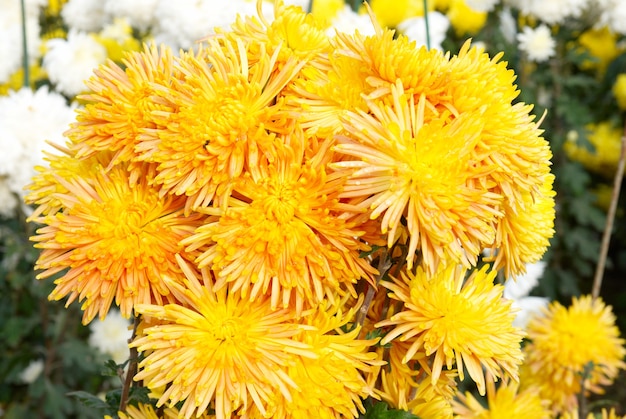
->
left=577, top=26, right=621, bottom=73
left=613, top=73, right=626, bottom=110
left=487, top=174, right=556, bottom=278
left=332, top=81, right=501, bottom=272
left=377, top=340, right=457, bottom=419
left=565, top=121, right=622, bottom=177
left=68, top=43, right=175, bottom=169
left=131, top=256, right=315, bottom=419
left=229, top=0, right=331, bottom=64
left=286, top=28, right=451, bottom=137
left=30, top=164, right=205, bottom=323
left=446, top=0, right=487, bottom=35
left=521, top=295, right=626, bottom=413
left=136, top=37, right=302, bottom=209
left=368, top=0, right=427, bottom=28
left=95, top=18, right=142, bottom=62
left=376, top=263, right=524, bottom=395
left=244, top=299, right=383, bottom=418
left=310, top=0, right=345, bottom=27
left=445, top=44, right=554, bottom=276
left=182, top=138, right=376, bottom=312
left=560, top=407, right=626, bottom=419
left=453, top=378, right=551, bottom=419
left=25, top=144, right=113, bottom=218
left=132, top=257, right=380, bottom=419
left=116, top=403, right=215, bottom=419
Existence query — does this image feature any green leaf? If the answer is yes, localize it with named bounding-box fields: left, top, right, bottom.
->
left=67, top=390, right=110, bottom=413
left=359, top=400, right=420, bottom=419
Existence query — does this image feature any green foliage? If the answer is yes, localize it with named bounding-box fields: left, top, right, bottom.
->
left=0, top=208, right=113, bottom=418
left=359, top=399, right=421, bottom=419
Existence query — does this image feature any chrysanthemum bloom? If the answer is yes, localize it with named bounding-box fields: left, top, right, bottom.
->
left=376, top=263, right=525, bottom=395
left=516, top=25, right=556, bottom=63
left=560, top=407, right=626, bottom=419
left=182, top=138, right=377, bottom=312
left=332, top=81, right=502, bottom=272
left=452, top=378, right=551, bottom=419
left=565, top=121, right=623, bottom=177
left=25, top=145, right=114, bottom=218
left=132, top=255, right=318, bottom=419
left=445, top=44, right=555, bottom=276
left=30, top=164, right=205, bottom=323
left=376, top=340, right=457, bottom=419
left=67, top=43, right=175, bottom=171
left=283, top=24, right=450, bottom=137
left=135, top=37, right=303, bottom=210
left=115, top=403, right=215, bottom=419
left=229, top=0, right=331, bottom=65
left=243, top=298, right=383, bottom=418
left=520, top=295, right=626, bottom=413
left=487, top=174, right=556, bottom=277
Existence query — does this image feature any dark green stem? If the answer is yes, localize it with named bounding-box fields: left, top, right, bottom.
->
left=422, top=0, right=431, bottom=50
left=20, top=0, right=30, bottom=88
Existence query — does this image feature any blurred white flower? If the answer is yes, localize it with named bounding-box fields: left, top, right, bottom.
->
left=596, top=0, right=626, bottom=35
left=104, top=0, right=158, bottom=32
left=326, top=5, right=376, bottom=36
left=397, top=11, right=450, bottom=51
left=0, top=86, right=77, bottom=200
left=61, top=0, right=108, bottom=32
left=0, top=0, right=43, bottom=83
left=43, top=30, right=107, bottom=97
left=498, top=6, right=517, bottom=44
left=88, top=310, right=133, bottom=364
left=511, top=296, right=550, bottom=329
left=0, top=180, right=19, bottom=217
left=504, top=261, right=549, bottom=329
left=19, top=359, right=44, bottom=384
left=509, top=0, right=589, bottom=25
left=517, top=24, right=556, bottom=63
left=465, top=0, right=500, bottom=12
left=152, top=0, right=273, bottom=51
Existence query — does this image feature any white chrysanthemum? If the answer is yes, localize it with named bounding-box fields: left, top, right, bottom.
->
left=0, top=179, right=19, bottom=217
left=499, top=6, right=517, bottom=43
left=397, top=11, right=450, bottom=51
left=509, top=0, right=589, bottom=25
left=152, top=0, right=274, bottom=50
left=595, top=0, right=626, bottom=35
left=60, top=0, right=108, bottom=32
left=504, top=261, right=548, bottom=329
left=19, top=359, right=44, bottom=384
left=517, top=24, right=556, bottom=63
left=0, top=86, right=77, bottom=198
left=0, top=0, right=42, bottom=83
left=326, top=5, right=376, bottom=36
left=465, top=0, right=500, bottom=12
left=88, top=310, right=133, bottom=364
left=511, top=296, right=550, bottom=329
left=43, top=30, right=107, bottom=97
left=104, top=0, right=158, bottom=32
left=503, top=261, right=546, bottom=300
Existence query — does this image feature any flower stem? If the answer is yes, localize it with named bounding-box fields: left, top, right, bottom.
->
left=119, top=314, right=141, bottom=413
left=591, top=118, right=626, bottom=300
left=356, top=247, right=392, bottom=337
left=20, top=0, right=30, bottom=88
left=422, top=0, right=431, bottom=50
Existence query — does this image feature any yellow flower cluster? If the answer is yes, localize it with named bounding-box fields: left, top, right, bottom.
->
left=26, top=2, right=556, bottom=418
left=565, top=122, right=623, bottom=178
left=521, top=295, right=626, bottom=414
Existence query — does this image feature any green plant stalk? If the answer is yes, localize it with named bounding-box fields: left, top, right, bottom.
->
left=591, top=119, right=626, bottom=300
left=422, top=0, right=431, bottom=50
left=20, top=0, right=30, bottom=87
left=119, top=314, right=141, bottom=413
